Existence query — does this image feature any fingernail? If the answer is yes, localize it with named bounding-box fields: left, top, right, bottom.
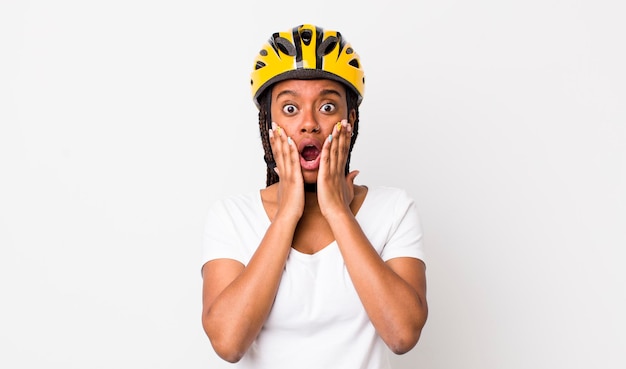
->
left=328, top=134, right=333, bottom=143
left=287, top=137, right=293, bottom=145
left=336, top=122, right=342, bottom=132
left=268, top=128, right=274, bottom=138
left=272, top=122, right=277, bottom=130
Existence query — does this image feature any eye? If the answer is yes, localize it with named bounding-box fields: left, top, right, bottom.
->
left=282, top=104, right=298, bottom=115
left=320, top=103, right=336, bottom=113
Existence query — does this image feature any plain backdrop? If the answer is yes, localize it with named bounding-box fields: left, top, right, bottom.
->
left=1, top=0, right=625, bottom=368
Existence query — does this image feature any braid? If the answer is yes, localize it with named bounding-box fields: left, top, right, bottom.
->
left=257, top=87, right=361, bottom=187
left=345, top=89, right=360, bottom=176
left=258, top=90, right=279, bottom=187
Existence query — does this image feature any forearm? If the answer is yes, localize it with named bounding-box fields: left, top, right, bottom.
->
left=203, top=216, right=297, bottom=362
left=328, top=210, right=428, bottom=354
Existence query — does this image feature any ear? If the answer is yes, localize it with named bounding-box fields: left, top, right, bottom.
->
left=348, top=108, right=356, bottom=125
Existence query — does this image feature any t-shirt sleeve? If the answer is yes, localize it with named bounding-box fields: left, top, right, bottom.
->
left=201, top=198, right=247, bottom=273
left=380, top=188, right=426, bottom=264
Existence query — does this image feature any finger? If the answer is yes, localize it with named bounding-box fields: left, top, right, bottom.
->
left=319, top=131, right=331, bottom=177
left=268, top=124, right=284, bottom=176
left=271, top=122, right=303, bottom=184
left=324, top=120, right=341, bottom=175
left=286, top=136, right=300, bottom=174
left=270, top=122, right=291, bottom=175
left=345, top=169, right=360, bottom=203
left=332, top=119, right=350, bottom=174
left=339, top=119, right=351, bottom=166
left=346, top=169, right=359, bottom=185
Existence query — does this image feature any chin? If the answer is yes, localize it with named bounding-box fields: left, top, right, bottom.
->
left=301, top=171, right=318, bottom=184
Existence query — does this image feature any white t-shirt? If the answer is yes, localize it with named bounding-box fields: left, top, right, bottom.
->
left=201, top=186, right=425, bottom=369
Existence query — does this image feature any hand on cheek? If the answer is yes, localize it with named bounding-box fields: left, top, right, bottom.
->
left=269, top=122, right=305, bottom=219
left=318, top=119, right=359, bottom=216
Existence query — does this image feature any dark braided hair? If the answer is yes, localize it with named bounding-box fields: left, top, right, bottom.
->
left=258, top=85, right=361, bottom=187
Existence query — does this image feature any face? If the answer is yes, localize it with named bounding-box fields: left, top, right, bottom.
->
left=270, top=79, right=355, bottom=183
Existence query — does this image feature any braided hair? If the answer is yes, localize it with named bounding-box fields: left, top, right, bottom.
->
left=258, top=86, right=360, bottom=187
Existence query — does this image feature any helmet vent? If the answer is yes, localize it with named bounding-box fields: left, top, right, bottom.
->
left=317, top=36, right=338, bottom=57
left=300, top=29, right=313, bottom=45
left=255, top=61, right=266, bottom=70
left=349, top=59, right=360, bottom=68
left=275, top=37, right=296, bottom=56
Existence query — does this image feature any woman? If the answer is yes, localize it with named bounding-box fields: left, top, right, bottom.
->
left=201, top=24, right=427, bottom=369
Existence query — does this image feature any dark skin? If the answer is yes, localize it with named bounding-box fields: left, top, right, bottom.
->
left=201, top=79, right=427, bottom=363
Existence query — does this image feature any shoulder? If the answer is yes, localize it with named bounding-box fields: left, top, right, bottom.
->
left=207, top=190, right=262, bottom=217
left=364, top=185, right=415, bottom=205
left=358, top=185, right=419, bottom=224
left=361, top=186, right=421, bottom=226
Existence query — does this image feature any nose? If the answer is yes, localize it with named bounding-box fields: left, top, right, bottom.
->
left=300, top=109, right=320, bottom=133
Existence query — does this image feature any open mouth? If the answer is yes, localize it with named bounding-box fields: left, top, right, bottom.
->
left=301, top=145, right=321, bottom=161
left=298, top=139, right=322, bottom=171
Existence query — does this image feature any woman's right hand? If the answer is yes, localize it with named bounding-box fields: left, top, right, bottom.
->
left=269, top=122, right=305, bottom=221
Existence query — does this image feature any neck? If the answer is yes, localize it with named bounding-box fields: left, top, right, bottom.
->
left=303, top=189, right=321, bottom=213
left=304, top=183, right=317, bottom=193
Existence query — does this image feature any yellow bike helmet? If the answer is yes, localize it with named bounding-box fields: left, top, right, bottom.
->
left=251, top=24, right=365, bottom=109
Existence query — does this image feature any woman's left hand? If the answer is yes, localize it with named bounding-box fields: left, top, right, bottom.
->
left=317, top=119, right=359, bottom=218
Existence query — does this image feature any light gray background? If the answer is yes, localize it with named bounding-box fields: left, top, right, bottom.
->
left=1, top=0, right=624, bottom=368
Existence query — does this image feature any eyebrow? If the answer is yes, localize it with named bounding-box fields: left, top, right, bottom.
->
left=275, top=88, right=343, bottom=101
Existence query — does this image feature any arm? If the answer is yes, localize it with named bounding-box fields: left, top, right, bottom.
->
left=201, top=123, right=303, bottom=362
left=317, top=120, right=428, bottom=354
left=201, top=215, right=297, bottom=362
left=326, top=211, right=428, bottom=354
